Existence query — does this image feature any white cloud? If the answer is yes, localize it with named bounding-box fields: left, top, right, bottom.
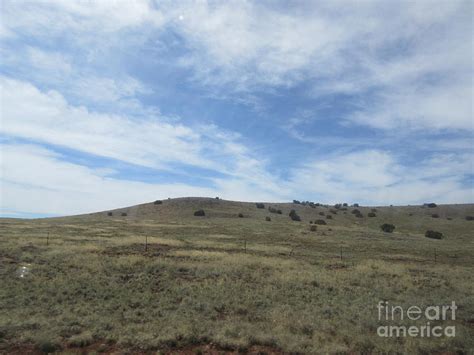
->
left=0, top=76, right=285, bottom=202
left=287, top=150, right=473, bottom=205
left=0, top=143, right=216, bottom=215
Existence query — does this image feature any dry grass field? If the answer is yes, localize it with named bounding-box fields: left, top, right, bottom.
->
left=1, top=197, right=473, bottom=354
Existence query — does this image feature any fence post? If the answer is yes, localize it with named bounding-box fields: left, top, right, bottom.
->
left=434, top=248, right=437, bottom=263
left=47, top=232, right=49, bottom=246
left=244, top=240, right=247, bottom=253
left=340, top=246, right=343, bottom=261
left=145, top=235, right=148, bottom=252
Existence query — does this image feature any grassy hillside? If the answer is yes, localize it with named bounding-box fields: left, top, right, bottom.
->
left=1, top=198, right=473, bottom=353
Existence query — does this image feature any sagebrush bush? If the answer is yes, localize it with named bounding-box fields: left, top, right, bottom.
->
left=265, top=216, right=271, bottom=222
left=107, top=212, right=113, bottom=216
left=380, top=223, right=395, bottom=233
left=431, top=214, right=439, bottom=218
left=425, top=230, right=444, bottom=239
left=351, top=209, right=361, bottom=214
left=368, top=212, right=376, bottom=217
left=293, top=200, right=301, bottom=204
left=194, top=210, right=205, bottom=216
left=465, top=216, right=474, bottom=221
left=268, top=206, right=282, bottom=214
left=289, top=210, right=301, bottom=221
left=425, top=203, right=437, bottom=208
left=319, top=212, right=325, bottom=216
left=238, top=213, right=244, bottom=218
left=121, top=212, right=127, bottom=216
left=310, top=225, right=317, bottom=232
left=315, top=219, right=326, bottom=225
left=256, top=203, right=265, bottom=209
left=154, top=200, right=162, bottom=205
left=326, top=215, right=332, bottom=219
left=371, top=208, right=377, bottom=212
left=355, top=213, right=363, bottom=218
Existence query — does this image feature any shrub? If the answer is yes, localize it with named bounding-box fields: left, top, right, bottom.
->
left=107, top=212, right=113, bottom=216
left=424, top=203, right=437, bottom=208
left=447, top=217, right=452, bottom=220
left=194, top=210, right=205, bottom=216
left=310, top=225, right=317, bottom=232
left=154, top=200, right=162, bottom=205
left=37, top=340, right=60, bottom=353
left=289, top=210, right=301, bottom=221
left=268, top=206, right=282, bottom=214
left=309, top=221, right=313, bottom=224
left=215, top=196, right=219, bottom=199
left=465, top=216, right=474, bottom=221
left=319, top=212, right=325, bottom=216
left=121, top=212, right=127, bottom=217
left=334, top=204, right=342, bottom=209
left=308, top=202, right=316, bottom=208
left=330, top=209, right=338, bottom=214
left=425, top=230, right=444, bottom=239
left=326, top=215, right=332, bottom=219
left=431, top=214, right=439, bottom=218
left=256, top=203, right=265, bottom=209
left=371, top=208, right=377, bottom=212
left=355, top=213, right=363, bottom=218
left=368, top=212, right=376, bottom=217
left=293, top=200, right=301, bottom=204
left=315, top=219, right=327, bottom=225
left=380, top=223, right=395, bottom=233
left=353, top=203, right=359, bottom=207
left=265, top=216, right=271, bottom=222
left=238, top=213, right=244, bottom=218
left=343, top=203, right=348, bottom=207
left=351, top=209, right=361, bottom=214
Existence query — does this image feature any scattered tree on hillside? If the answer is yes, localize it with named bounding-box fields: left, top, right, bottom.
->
left=289, top=209, right=301, bottom=221
left=380, top=223, right=395, bottom=233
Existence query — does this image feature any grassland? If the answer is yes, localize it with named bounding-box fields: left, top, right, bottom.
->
left=0, top=198, right=473, bottom=354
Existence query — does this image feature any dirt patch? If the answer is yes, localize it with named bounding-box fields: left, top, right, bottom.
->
left=102, top=243, right=172, bottom=257
left=4, top=342, right=283, bottom=355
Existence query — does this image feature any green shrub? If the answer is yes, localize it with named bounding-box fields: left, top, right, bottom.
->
left=424, top=203, right=437, bottom=208
left=194, top=210, right=205, bottom=216
left=380, top=223, right=395, bottom=233
left=425, top=230, right=444, bottom=239
left=265, top=216, right=271, bottom=222
left=326, top=215, right=332, bottom=219
left=351, top=209, right=361, bottom=214
left=238, top=213, right=244, bottom=218
left=154, top=200, right=162, bottom=205
left=289, top=210, right=301, bottom=221
left=315, top=219, right=326, bottom=225
left=107, top=212, right=112, bottom=216
left=121, top=212, right=127, bottom=217
left=256, top=203, right=265, bottom=209
left=318, top=212, right=325, bottom=216
left=431, top=214, right=439, bottom=218
left=368, top=212, right=376, bottom=217
left=268, top=206, right=282, bottom=214
left=310, top=225, right=317, bottom=232
left=465, top=216, right=474, bottom=221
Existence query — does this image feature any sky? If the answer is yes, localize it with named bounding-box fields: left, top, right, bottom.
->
left=0, top=0, right=473, bottom=217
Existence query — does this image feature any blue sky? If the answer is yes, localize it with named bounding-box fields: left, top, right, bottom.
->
left=0, top=0, right=473, bottom=217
